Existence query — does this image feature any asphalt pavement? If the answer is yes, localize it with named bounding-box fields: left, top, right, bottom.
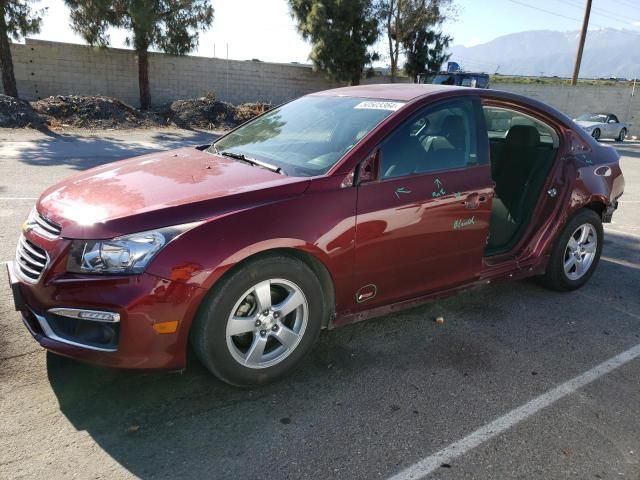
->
left=0, top=128, right=639, bottom=480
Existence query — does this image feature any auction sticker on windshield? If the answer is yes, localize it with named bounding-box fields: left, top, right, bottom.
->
left=354, top=101, right=404, bottom=111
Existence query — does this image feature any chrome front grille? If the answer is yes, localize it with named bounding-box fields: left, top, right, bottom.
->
left=30, top=211, right=62, bottom=239
left=15, top=235, right=49, bottom=283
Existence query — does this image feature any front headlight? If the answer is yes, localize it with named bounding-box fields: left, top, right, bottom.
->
left=67, top=223, right=198, bottom=275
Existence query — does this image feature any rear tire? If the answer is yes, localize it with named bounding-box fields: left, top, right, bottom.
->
left=616, top=128, right=626, bottom=142
left=540, top=209, right=603, bottom=291
left=190, top=254, right=325, bottom=387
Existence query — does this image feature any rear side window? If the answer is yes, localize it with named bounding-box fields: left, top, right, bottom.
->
left=380, top=99, right=481, bottom=179
left=483, top=107, right=558, bottom=147
left=476, top=76, right=489, bottom=88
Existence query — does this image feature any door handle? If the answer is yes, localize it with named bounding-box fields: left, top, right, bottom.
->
left=463, top=193, right=483, bottom=209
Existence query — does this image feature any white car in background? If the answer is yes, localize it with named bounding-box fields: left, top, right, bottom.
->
left=574, top=113, right=628, bottom=142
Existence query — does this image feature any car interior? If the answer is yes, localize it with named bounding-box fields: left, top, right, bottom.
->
left=381, top=100, right=479, bottom=178
left=483, top=107, right=559, bottom=254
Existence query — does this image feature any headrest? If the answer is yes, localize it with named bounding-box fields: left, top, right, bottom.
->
left=442, top=115, right=466, bottom=148
left=505, top=125, right=540, bottom=148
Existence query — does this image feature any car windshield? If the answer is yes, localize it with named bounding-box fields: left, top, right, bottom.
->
left=576, top=113, right=608, bottom=123
left=209, top=96, right=403, bottom=177
left=432, top=74, right=458, bottom=85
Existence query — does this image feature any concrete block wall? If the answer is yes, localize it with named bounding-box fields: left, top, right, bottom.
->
left=495, top=82, right=640, bottom=136
left=6, top=39, right=343, bottom=106
left=10, top=39, right=140, bottom=104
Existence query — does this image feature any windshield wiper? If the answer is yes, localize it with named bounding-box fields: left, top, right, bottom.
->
left=220, top=151, right=285, bottom=175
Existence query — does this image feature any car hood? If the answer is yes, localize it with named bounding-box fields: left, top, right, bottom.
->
left=38, top=147, right=309, bottom=239
left=574, top=120, right=602, bottom=128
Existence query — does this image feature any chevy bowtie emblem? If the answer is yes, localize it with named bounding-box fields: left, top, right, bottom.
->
left=22, top=217, right=37, bottom=234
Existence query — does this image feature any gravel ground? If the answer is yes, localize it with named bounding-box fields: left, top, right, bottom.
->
left=0, top=130, right=639, bottom=479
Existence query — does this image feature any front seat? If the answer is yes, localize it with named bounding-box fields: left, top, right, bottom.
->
left=382, top=125, right=427, bottom=178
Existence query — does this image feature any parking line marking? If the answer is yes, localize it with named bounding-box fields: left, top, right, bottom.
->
left=0, top=197, right=38, bottom=201
left=605, top=228, right=640, bottom=239
left=387, top=342, right=640, bottom=480
left=601, top=256, right=640, bottom=271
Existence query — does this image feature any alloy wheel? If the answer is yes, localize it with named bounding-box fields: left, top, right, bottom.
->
left=225, top=278, right=308, bottom=369
left=563, top=223, right=597, bottom=280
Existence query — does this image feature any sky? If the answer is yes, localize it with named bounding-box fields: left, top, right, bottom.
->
left=30, top=0, right=640, bottom=66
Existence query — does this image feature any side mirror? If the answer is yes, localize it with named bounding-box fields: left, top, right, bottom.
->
left=357, top=150, right=380, bottom=184
left=608, top=119, right=617, bottom=124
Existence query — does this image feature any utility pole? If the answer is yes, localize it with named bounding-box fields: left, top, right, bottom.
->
left=571, top=0, right=592, bottom=86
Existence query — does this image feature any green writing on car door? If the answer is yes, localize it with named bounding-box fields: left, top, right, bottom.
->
left=453, top=216, right=476, bottom=230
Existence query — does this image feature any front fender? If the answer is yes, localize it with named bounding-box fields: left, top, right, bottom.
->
left=194, top=237, right=335, bottom=292
left=146, top=174, right=358, bottom=314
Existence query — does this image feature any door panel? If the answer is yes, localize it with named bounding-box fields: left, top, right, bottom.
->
left=354, top=165, right=493, bottom=309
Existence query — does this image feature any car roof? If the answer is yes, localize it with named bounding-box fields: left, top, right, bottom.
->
left=311, top=83, right=471, bottom=102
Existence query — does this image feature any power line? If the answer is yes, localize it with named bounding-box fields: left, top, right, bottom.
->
left=616, top=0, right=640, bottom=10
left=506, top=0, right=606, bottom=28
left=556, top=0, right=637, bottom=25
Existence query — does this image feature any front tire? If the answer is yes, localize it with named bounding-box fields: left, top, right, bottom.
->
left=616, top=128, right=626, bottom=142
left=540, top=209, right=603, bottom=291
left=190, top=254, right=325, bottom=386
left=591, top=128, right=601, bottom=141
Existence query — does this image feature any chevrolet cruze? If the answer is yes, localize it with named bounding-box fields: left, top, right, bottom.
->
left=8, top=84, right=624, bottom=386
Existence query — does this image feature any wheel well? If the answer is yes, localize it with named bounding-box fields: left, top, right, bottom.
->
left=584, top=201, right=605, bottom=218
left=213, top=248, right=336, bottom=329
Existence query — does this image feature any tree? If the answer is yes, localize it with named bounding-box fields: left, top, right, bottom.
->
left=0, top=0, right=45, bottom=98
left=378, top=0, right=451, bottom=82
left=403, top=29, right=451, bottom=81
left=425, top=31, right=451, bottom=71
left=289, top=0, right=379, bottom=86
left=65, top=0, right=214, bottom=109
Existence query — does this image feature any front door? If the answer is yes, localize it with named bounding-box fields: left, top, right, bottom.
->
left=353, top=98, right=493, bottom=308
left=605, top=114, right=619, bottom=138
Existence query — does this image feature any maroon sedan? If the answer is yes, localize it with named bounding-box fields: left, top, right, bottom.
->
left=8, top=84, right=624, bottom=386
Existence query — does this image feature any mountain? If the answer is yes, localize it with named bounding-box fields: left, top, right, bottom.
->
left=448, top=29, right=640, bottom=78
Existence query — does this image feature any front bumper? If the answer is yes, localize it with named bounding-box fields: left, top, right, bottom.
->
left=8, top=260, right=206, bottom=370
left=603, top=198, right=619, bottom=223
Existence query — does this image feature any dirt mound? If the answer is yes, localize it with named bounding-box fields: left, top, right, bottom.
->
left=2, top=93, right=271, bottom=130
left=233, top=102, right=273, bottom=124
left=159, top=93, right=272, bottom=129
left=31, top=95, right=163, bottom=129
left=0, top=95, right=46, bottom=128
